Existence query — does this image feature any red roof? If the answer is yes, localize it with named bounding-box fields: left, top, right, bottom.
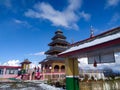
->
left=59, top=38, right=120, bottom=57
left=58, top=26, right=120, bottom=57
left=71, top=26, right=120, bottom=47
left=0, top=66, right=21, bottom=68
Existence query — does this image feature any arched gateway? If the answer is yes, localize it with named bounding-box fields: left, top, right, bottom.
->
left=58, top=26, right=120, bottom=90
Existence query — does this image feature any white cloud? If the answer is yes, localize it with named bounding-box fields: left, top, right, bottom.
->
left=105, top=0, right=120, bottom=8
left=3, top=60, right=20, bottom=66
left=13, top=19, right=29, bottom=25
left=14, top=19, right=23, bottom=24
left=78, top=58, right=88, bottom=69
left=67, top=0, right=82, bottom=11
left=2, top=59, right=40, bottom=69
left=13, top=19, right=33, bottom=29
left=29, top=51, right=45, bottom=56
left=78, top=58, right=97, bottom=70
left=25, top=0, right=91, bottom=30
left=108, top=13, right=120, bottom=25
left=79, top=11, right=91, bottom=21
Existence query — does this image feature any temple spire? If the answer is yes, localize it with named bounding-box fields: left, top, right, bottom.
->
left=90, top=26, right=94, bottom=38
left=71, top=38, right=74, bottom=44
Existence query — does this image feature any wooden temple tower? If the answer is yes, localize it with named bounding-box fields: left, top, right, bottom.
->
left=39, top=29, right=70, bottom=80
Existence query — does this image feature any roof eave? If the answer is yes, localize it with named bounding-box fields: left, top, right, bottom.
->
left=58, top=38, right=120, bottom=57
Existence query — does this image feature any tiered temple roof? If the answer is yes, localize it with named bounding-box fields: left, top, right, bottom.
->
left=40, top=29, right=70, bottom=63
left=45, top=29, right=70, bottom=55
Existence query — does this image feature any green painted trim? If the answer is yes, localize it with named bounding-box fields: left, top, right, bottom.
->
left=66, top=77, right=80, bottom=90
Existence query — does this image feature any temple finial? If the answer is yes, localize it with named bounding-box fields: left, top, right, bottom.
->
left=90, top=25, right=94, bottom=38
left=71, top=38, right=74, bottom=44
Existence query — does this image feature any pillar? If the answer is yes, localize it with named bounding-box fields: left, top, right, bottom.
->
left=42, top=66, right=45, bottom=80
left=28, top=64, right=30, bottom=69
left=65, top=57, right=80, bottom=90
left=3, top=67, right=6, bottom=78
left=23, top=64, right=26, bottom=69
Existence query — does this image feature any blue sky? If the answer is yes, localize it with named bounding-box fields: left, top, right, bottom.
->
left=0, top=0, right=120, bottom=66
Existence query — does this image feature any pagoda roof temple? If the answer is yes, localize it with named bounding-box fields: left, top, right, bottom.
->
left=39, top=29, right=70, bottom=63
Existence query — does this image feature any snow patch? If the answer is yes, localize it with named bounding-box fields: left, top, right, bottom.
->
left=39, top=83, right=64, bottom=90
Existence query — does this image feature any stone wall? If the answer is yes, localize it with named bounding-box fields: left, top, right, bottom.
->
left=80, top=80, right=120, bottom=90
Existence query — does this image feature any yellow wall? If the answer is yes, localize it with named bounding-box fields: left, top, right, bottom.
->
left=65, top=58, right=79, bottom=76
left=52, top=62, right=65, bottom=72
left=22, top=64, right=30, bottom=70
left=43, top=61, right=65, bottom=73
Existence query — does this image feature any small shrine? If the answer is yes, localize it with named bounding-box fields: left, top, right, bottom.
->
left=20, top=59, right=31, bottom=71
left=20, top=59, right=32, bottom=80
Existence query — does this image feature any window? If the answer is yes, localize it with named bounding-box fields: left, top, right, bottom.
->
left=61, top=65, right=65, bottom=72
left=0, top=69, right=3, bottom=75
left=54, top=65, right=59, bottom=72
left=6, top=68, right=18, bottom=74
left=9, top=69, right=14, bottom=74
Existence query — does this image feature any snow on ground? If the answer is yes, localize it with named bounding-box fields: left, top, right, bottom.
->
left=0, top=83, right=64, bottom=90
left=39, top=83, right=64, bottom=90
